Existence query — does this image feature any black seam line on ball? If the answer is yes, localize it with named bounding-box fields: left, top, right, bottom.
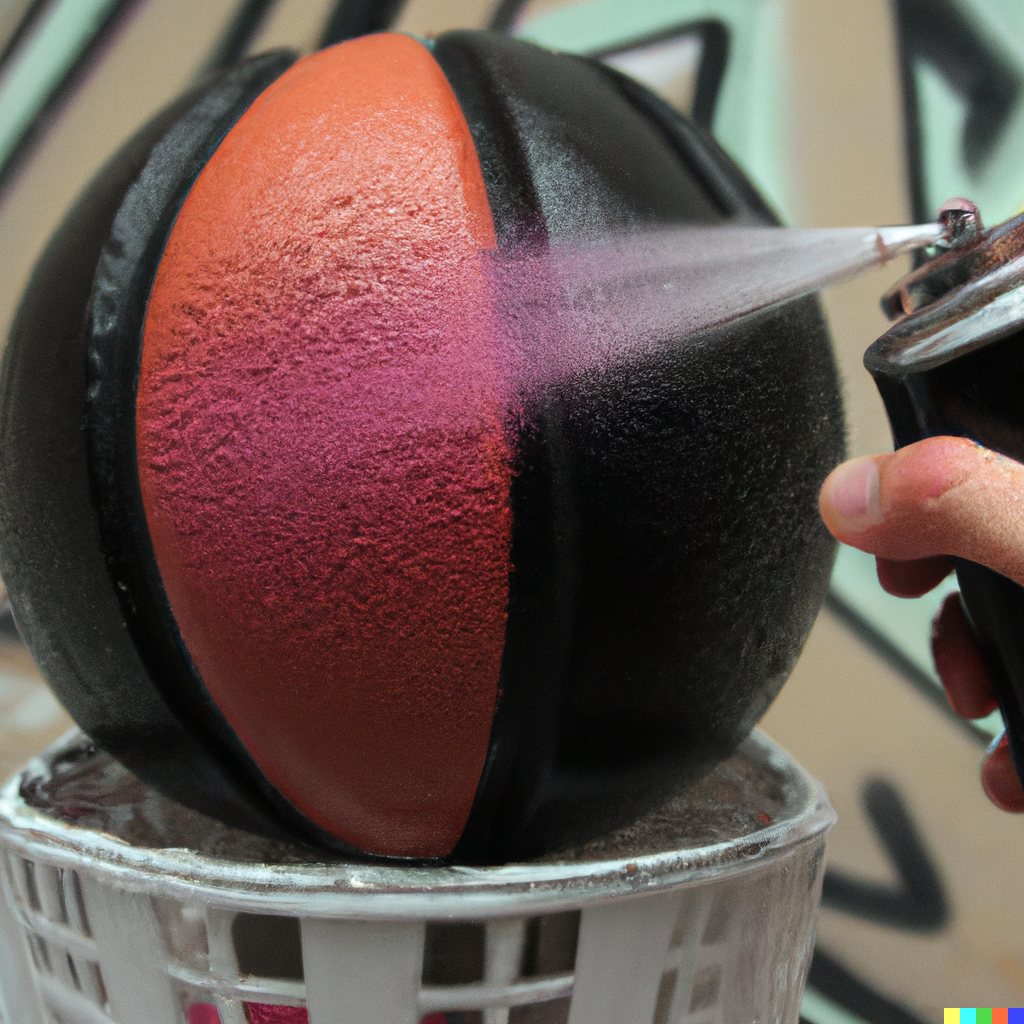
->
left=592, top=58, right=779, bottom=225
left=85, top=50, right=299, bottom=838
left=429, top=32, right=550, bottom=253
left=433, top=30, right=684, bottom=863
left=587, top=19, right=730, bottom=132
left=431, top=32, right=563, bottom=864
left=454, top=399, right=581, bottom=865
left=82, top=50, right=371, bottom=858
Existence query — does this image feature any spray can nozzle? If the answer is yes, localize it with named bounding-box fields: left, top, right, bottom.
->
left=937, top=197, right=983, bottom=247
left=876, top=199, right=1024, bottom=321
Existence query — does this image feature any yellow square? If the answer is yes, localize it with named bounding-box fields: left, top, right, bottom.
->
left=945, top=1011, right=961, bottom=1024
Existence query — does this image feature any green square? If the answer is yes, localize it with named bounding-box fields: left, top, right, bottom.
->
left=978, top=1010, right=993, bottom=1024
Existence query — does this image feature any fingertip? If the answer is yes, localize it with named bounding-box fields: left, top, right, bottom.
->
left=820, top=437, right=1024, bottom=577
left=931, top=592, right=998, bottom=719
left=876, top=554, right=953, bottom=597
left=819, top=456, right=883, bottom=537
left=981, top=734, right=1024, bottom=812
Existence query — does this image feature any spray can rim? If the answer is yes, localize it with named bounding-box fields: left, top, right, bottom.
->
left=867, top=205, right=1024, bottom=376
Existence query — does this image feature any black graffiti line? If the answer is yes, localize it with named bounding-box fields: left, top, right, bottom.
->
left=803, top=947, right=929, bottom=1024
left=822, top=777, right=949, bottom=932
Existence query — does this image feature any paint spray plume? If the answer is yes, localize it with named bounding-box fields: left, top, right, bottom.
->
left=493, top=222, right=944, bottom=397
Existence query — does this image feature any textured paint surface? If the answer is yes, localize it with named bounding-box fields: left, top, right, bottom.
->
left=244, top=1005, right=309, bottom=1024
left=136, top=34, right=509, bottom=857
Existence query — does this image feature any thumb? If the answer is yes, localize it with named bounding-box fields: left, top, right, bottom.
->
left=819, top=436, right=1024, bottom=587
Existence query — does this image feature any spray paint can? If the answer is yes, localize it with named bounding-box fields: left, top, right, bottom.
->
left=865, top=200, right=1024, bottom=783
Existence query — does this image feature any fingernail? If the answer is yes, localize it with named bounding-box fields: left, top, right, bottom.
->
left=825, top=458, right=882, bottom=531
left=981, top=733, right=1024, bottom=812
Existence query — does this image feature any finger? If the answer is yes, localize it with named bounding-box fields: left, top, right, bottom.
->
left=819, top=437, right=1024, bottom=586
left=981, top=733, right=1024, bottom=812
left=931, top=592, right=997, bottom=719
left=876, top=554, right=953, bottom=597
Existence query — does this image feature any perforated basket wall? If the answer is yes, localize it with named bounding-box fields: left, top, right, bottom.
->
left=0, top=730, right=833, bottom=1024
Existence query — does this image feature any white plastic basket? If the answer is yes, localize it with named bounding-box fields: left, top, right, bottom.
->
left=0, top=729, right=833, bottom=1024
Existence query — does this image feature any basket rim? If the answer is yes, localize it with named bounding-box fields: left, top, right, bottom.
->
left=0, top=728, right=834, bottom=917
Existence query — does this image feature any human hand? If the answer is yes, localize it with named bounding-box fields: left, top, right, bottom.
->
left=818, top=435, right=1024, bottom=812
